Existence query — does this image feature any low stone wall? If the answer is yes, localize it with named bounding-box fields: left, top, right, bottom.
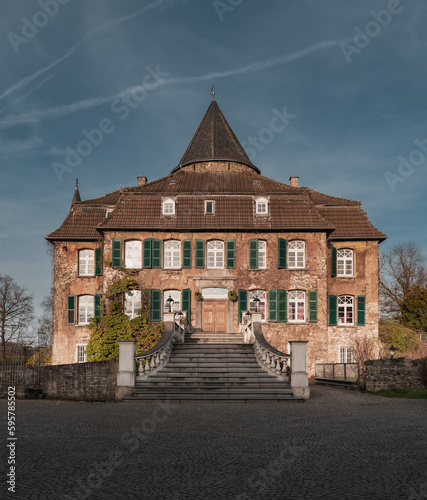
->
left=365, top=358, right=427, bottom=392
left=38, top=360, right=119, bottom=401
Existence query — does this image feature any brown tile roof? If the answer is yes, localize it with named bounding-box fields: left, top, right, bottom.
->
left=99, top=193, right=334, bottom=231
left=46, top=207, right=105, bottom=240
left=172, top=100, right=260, bottom=174
left=317, top=206, right=386, bottom=240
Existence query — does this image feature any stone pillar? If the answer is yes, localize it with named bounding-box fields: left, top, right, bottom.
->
left=251, top=313, right=262, bottom=342
left=289, top=341, right=310, bottom=399
left=116, top=340, right=136, bottom=399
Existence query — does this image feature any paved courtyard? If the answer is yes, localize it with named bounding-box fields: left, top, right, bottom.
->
left=1, top=386, right=426, bottom=500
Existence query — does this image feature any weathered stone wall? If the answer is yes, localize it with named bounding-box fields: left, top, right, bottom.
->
left=365, top=358, right=427, bottom=392
left=180, top=161, right=255, bottom=173
left=39, top=360, right=118, bottom=401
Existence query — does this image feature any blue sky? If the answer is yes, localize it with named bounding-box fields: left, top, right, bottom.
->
left=0, top=0, right=426, bottom=315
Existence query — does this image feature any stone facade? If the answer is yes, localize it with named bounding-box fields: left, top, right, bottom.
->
left=365, top=358, right=427, bottom=392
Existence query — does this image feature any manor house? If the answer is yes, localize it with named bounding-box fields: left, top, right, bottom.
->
left=47, top=98, right=386, bottom=374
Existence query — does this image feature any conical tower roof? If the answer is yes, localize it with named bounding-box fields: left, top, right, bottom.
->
left=72, top=179, right=81, bottom=204
left=172, top=100, right=260, bottom=174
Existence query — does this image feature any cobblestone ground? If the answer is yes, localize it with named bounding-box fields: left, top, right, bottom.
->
left=1, top=386, right=426, bottom=500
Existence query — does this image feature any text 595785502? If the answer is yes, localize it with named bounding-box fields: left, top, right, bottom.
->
left=7, top=386, right=17, bottom=493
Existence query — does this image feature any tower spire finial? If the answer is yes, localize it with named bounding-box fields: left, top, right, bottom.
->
left=210, top=83, right=216, bottom=100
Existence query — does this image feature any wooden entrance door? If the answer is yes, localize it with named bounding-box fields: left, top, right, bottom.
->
left=202, top=300, right=227, bottom=332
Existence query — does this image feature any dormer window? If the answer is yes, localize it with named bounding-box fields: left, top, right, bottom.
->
left=162, top=198, right=175, bottom=215
left=205, top=200, right=215, bottom=215
left=255, top=197, right=269, bottom=215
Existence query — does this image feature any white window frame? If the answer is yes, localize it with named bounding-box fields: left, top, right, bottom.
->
left=162, top=198, right=175, bottom=215
left=124, top=290, right=141, bottom=320
left=124, top=240, right=142, bottom=269
left=78, top=249, right=95, bottom=276
left=288, top=290, right=305, bottom=322
left=207, top=240, right=224, bottom=269
left=288, top=240, right=305, bottom=269
left=338, top=295, right=354, bottom=325
left=78, top=295, right=94, bottom=325
left=76, top=344, right=87, bottom=363
left=337, top=249, right=354, bottom=276
left=249, top=290, right=267, bottom=322
left=258, top=240, right=267, bottom=269
left=339, top=346, right=355, bottom=363
left=204, top=200, right=215, bottom=215
left=255, top=197, right=269, bottom=215
left=164, top=240, right=181, bottom=269
left=163, top=290, right=181, bottom=313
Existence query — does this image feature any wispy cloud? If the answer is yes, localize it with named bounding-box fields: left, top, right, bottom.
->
left=0, top=40, right=339, bottom=129
left=0, top=135, right=43, bottom=156
left=0, top=0, right=178, bottom=104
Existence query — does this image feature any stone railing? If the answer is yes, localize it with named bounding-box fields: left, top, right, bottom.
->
left=135, top=313, right=186, bottom=380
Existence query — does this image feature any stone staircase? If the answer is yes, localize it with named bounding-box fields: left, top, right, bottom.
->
left=125, top=333, right=303, bottom=402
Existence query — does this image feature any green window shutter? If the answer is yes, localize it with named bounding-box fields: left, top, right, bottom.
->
left=269, top=290, right=277, bottom=322
left=309, top=289, right=318, bottom=323
left=143, top=239, right=152, bottom=268
left=152, top=239, right=161, bottom=268
left=94, top=294, right=102, bottom=318
left=249, top=239, right=259, bottom=269
left=151, top=289, right=161, bottom=322
left=357, top=295, right=366, bottom=326
left=95, top=247, right=102, bottom=276
left=278, top=238, right=287, bottom=269
left=182, top=289, right=191, bottom=321
left=182, top=240, right=192, bottom=268
left=278, top=289, right=287, bottom=323
left=112, top=239, right=122, bottom=268
left=329, top=295, right=337, bottom=326
left=195, top=239, right=205, bottom=268
left=331, top=246, right=337, bottom=277
left=226, top=240, right=235, bottom=269
left=238, top=289, right=248, bottom=322
left=67, top=295, right=76, bottom=325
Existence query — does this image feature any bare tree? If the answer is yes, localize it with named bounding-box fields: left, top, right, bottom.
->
left=350, top=334, right=379, bottom=389
left=0, top=275, right=35, bottom=359
left=380, top=242, right=427, bottom=318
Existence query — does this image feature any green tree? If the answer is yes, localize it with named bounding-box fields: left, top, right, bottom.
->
left=86, top=278, right=163, bottom=361
left=400, top=286, right=427, bottom=333
left=379, top=320, right=419, bottom=355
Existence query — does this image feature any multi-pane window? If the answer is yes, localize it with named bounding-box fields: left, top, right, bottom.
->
left=255, top=197, right=268, bottom=215
left=164, top=240, right=181, bottom=269
left=207, top=240, right=224, bottom=268
left=205, top=200, right=215, bottom=214
left=338, top=295, right=353, bottom=325
left=124, top=291, right=141, bottom=319
left=339, top=346, right=355, bottom=363
left=288, top=290, right=305, bottom=322
left=163, top=290, right=181, bottom=313
left=79, top=249, right=94, bottom=276
left=288, top=241, right=305, bottom=269
left=162, top=198, right=175, bottom=215
left=78, top=295, right=94, bottom=325
left=76, top=344, right=87, bottom=363
left=124, top=240, right=142, bottom=269
left=249, top=290, right=267, bottom=321
left=258, top=241, right=267, bottom=269
left=337, top=249, right=353, bottom=276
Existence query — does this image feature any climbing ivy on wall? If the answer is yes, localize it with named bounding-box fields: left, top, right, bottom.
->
left=86, top=277, right=164, bottom=361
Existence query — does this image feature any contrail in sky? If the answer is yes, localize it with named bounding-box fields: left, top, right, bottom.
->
left=0, top=40, right=339, bottom=129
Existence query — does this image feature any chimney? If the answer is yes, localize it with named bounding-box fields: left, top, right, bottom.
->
left=137, top=176, right=147, bottom=186
left=289, top=176, right=299, bottom=188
